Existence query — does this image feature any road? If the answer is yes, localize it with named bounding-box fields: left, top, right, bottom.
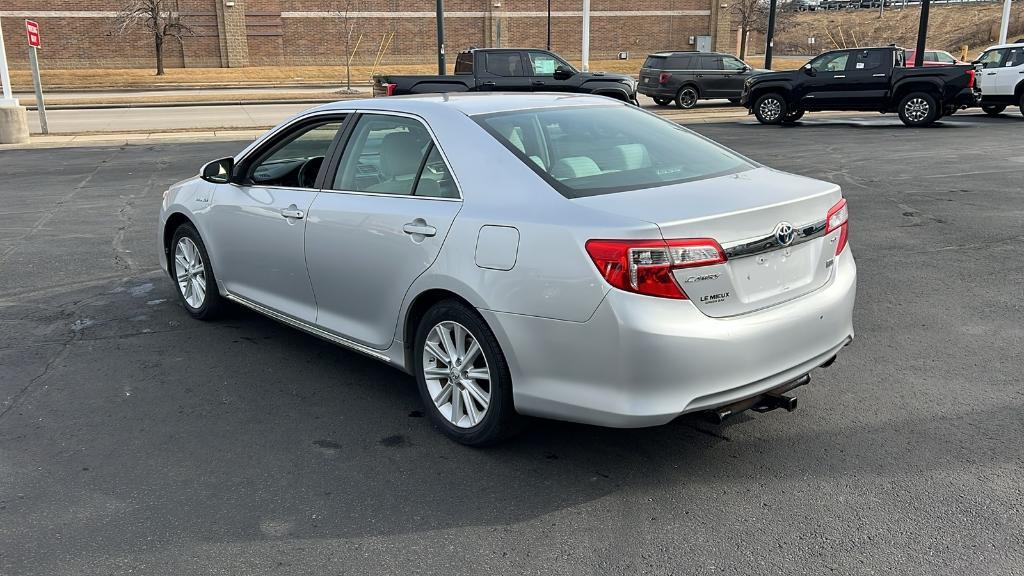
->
left=1, top=115, right=1022, bottom=575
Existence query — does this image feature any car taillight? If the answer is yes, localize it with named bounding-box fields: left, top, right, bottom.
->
left=965, top=68, right=976, bottom=89
left=585, top=238, right=726, bottom=299
left=384, top=82, right=397, bottom=96
left=658, top=72, right=672, bottom=84
left=826, top=198, right=849, bottom=255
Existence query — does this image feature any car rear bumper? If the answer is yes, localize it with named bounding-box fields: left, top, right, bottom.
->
left=482, top=248, right=857, bottom=428
left=638, top=85, right=675, bottom=98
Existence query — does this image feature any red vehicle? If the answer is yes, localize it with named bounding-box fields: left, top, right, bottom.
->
left=903, top=49, right=967, bottom=67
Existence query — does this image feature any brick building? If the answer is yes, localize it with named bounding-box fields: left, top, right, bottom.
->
left=0, top=1, right=732, bottom=70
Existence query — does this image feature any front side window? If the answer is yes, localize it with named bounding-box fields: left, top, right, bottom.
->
left=934, top=51, right=956, bottom=64
left=476, top=105, right=754, bottom=198
left=977, top=49, right=1006, bottom=69
left=248, top=119, right=343, bottom=188
left=333, top=115, right=456, bottom=198
left=811, top=51, right=850, bottom=72
left=484, top=52, right=524, bottom=77
left=527, top=51, right=570, bottom=76
left=722, top=56, right=747, bottom=71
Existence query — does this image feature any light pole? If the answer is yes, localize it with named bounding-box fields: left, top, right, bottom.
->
left=547, top=0, right=552, bottom=51
left=764, top=0, right=778, bottom=70
left=914, top=0, right=930, bottom=68
left=435, top=0, right=445, bottom=74
left=581, top=0, right=590, bottom=71
left=998, top=0, right=1012, bottom=45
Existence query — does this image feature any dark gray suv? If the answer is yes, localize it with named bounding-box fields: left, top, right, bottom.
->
left=639, top=51, right=763, bottom=109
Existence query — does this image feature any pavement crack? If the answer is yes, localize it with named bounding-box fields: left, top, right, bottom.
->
left=0, top=331, right=77, bottom=421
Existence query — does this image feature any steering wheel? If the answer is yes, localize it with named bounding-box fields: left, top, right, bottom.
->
left=296, top=156, right=325, bottom=188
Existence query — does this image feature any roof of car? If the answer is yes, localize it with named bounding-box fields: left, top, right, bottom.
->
left=986, top=42, right=1024, bottom=50
left=308, top=92, right=625, bottom=117
left=647, top=51, right=705, bottom=57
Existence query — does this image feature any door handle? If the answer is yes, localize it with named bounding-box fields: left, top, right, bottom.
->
left=481, top=81, right=496, bottom=87
left=872, top=73, right=886, bottom=77
left=280, top=206, right=305, bottom=219
left=834, top=74, right=846, bottom=78
left=532, top=80, right=546, bottom=86
left=403, top=222, right=437, bottom=237
left=695, top=74, right=704, bottom=77
left=986, top=72, right=997, bottom=75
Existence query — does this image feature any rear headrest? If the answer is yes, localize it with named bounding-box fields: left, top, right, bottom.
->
left=379, top=132, right=422, bottom=178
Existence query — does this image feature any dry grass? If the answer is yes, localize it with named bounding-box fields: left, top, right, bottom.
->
left=36, top=91, right=349, bottom=107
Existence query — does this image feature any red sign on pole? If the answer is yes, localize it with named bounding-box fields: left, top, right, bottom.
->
left=26, top=20, right=41, bottom=48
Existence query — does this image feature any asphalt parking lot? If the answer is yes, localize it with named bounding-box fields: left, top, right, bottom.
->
left=2, top=112, right=1022, bottom=575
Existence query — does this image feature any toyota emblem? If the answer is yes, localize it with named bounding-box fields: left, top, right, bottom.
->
left=773, top=222, right=795, bottom=247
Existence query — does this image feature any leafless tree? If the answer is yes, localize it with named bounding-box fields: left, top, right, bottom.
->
left=114, top=0, right=193, bottom=75
left=333, top=0, right=365, bottom=93
left=732, top=0, right=794, bottom=60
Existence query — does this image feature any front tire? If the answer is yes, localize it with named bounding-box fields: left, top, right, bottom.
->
left=753, top=93, right=787, bottom=124
left=169, top=223, right=222, bottom=320
left=898, top=92, right=938, bottom=126
left=675, top=86, right=699, bottom=109
left=653, top=96, right=672, bottom=106
left=982, top=104, right=1007, bottom=116
left=1019, top=93, right=1024, bottom=117
left=413, top=300, right=518, bottom=446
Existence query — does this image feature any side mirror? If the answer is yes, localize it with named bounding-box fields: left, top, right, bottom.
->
left=802, top=64, right=817, bottom=76
left=553, top=65, right=575, bottom=80
left=201, top=157, right=234, bottom=184
left=742, top=65, right=751, bottom=72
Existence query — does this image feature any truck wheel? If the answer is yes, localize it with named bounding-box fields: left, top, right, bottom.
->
left=981, top=104, right=1006, bottom=116
left=675, top=86, right=699, bottom=109
left=753, top=93, right=787, bottom=124
left=653, top=97, right=672, bottom=106
left=782, top=109, right=805, bottom=123
left=1019, top=93, right=1024, bottom=117
left=898, top=92, right=938, bottom=127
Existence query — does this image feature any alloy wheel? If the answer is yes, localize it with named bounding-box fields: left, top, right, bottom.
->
left=422, top=321, right=491, bottom=429
left=904, top=98, right=929, bottom=123
left=679, top=88, right=698, bottom=108
left=759, top=97, right=782, bottom=121
left=174, top=237, right=207, bottom=309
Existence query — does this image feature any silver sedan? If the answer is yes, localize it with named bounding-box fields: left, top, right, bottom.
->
left=158, top=93, right=856, bottom=445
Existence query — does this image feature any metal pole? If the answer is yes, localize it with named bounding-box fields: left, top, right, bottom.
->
left=998, top=0, right=1012, bottom=45
left=0, top=17, right=16, bottom=105
left=435, top=0, right=445, bottom=74
left=914, top=0, right=929, bottom=68
left=581, top=0, right=590, bottom=71
left=879, top=0, right=885, bottom=18
left=547, top=0, right=552, bottom=51
left=29, top=46, right=47, bottom=134
left=764, top=0, right=778, bottom=70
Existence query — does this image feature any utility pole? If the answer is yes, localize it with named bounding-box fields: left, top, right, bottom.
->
left=914, top=0, right=930, bottom=68
left=764, top=0, right=779, bottom=70
left=581, top=0, right=590, bottom=71
left=547, top=0, right=552, bottom=51
left=999, top=0, right=1012, bottom=45
left=435, top=0, right=446, bottom=74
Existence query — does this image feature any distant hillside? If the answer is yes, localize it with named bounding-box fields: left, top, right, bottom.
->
left=772, top=2, right=1024, bottom=58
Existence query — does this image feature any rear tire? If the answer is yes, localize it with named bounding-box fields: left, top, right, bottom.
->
left=753, top=93, right=787, bottom=124
left=898, top=92, right=938, bottom=127
left=653, top=96, right=672, bottom=106
left=675, top=86, right=699, bottom=109
left=169, top=223, right=222, bottom=320
left=982, top=104, right=1006, bottom=116
left=413, top=299, right=519, bottom=446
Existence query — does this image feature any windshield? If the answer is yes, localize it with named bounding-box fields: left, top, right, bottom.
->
left=476, top=105, right=755, bottom=198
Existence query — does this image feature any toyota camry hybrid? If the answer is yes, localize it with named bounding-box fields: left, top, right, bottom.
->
left=158, top=93, right=856, bottom=445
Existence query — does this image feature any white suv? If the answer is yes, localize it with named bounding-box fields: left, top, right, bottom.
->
left=976, top=43, right=1024, bottom=116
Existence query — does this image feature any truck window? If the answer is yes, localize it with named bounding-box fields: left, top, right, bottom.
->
left=454, top=52, right=474, bottom=75
left=484, top=52, right=525, bottom=77
left=848, top=50, right=885, bottom=71
left=810, top=51, right=849, bottom=72
left=526, top=51, right=571, bottom=76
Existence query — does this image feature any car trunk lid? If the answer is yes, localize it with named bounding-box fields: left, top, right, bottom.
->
left=574, top=167, right=844, bottom=317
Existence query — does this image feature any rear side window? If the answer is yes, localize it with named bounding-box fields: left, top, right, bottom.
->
left=643, top=56, right=666, bottom=69
left=849, top=50, right=884, bottom=71
left=484, top=52, right=524, bottom=77
left=665, top=55, right=694, bottom=69
left=454, top=52, right=474, bottom=75
left=1005, top=48, right=1023, bottom=67
left=698, top=55, right=721, bottom=70
left=923, top=51, right=938, bottom=63
left=476, top=105, right=753, bottom=198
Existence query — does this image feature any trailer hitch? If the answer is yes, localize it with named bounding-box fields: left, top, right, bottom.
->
left=707, top=373, right=810, bottom=424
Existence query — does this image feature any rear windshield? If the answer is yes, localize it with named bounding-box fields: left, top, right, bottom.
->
left=643, top=56, right=666, bottom=69
left=475, top=105, right=754, bottom=198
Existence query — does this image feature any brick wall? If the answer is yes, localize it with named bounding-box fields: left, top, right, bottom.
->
left=0, top=0, right=725, bottom=70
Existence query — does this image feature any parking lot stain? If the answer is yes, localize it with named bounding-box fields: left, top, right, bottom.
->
left=379, top=434, right=408, bottom=447
left=312, top=439, right=343, bottom=450
left=127, top=282, right=154, bottom=297
left=407, top=410, right=423, bottom=418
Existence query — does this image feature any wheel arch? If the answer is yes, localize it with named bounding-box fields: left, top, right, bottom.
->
left=163, top=212, right=195, bottom=262
left=591, top=88, right=631, bottom=102
left=1014, top=79, right=1024, bottom=99
left=401, top=287, right=482, bottom=370
left=891, top=79, right=942, bottom=106
left=748, top=83, right=792, bottom=107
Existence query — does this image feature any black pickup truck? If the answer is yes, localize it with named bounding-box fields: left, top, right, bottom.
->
left=740, top=46, right=980, bottom=126
left=373, top=48, right=638, bottom=103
